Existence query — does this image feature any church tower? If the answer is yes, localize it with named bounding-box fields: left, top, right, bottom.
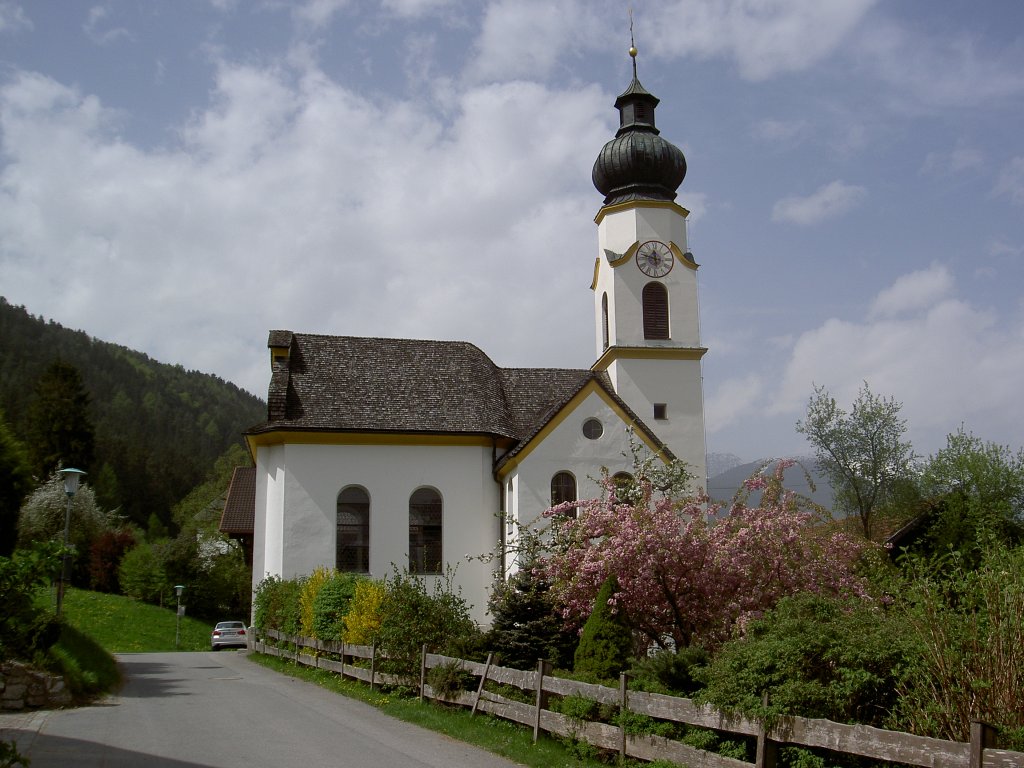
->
left=590, top=47, right=707, bottom=488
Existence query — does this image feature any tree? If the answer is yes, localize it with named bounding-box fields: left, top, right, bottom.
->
left=17, top=473, right=110, bottom=584
left=573, top=575, right=633, bottom=681
left=913, top=428, right=1024, bottom=563
left=0, top=409, right=31, bottom=557
left=542, top=462, right=871, bottom=651
left=796, top=382, right=916, bottom=539
left=26, top=360, right=95, bottom=479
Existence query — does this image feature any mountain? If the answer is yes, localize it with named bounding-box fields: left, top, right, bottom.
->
left=0, top=297, right=265, bottom=530
left=707, top=457, right=835, bottom=511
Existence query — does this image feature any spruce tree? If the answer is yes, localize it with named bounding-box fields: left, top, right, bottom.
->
left=573, top=575, right=633, bottom=681
left=27, top=360, right=95, bottom=478
left=0, top=408, right=30, bottom=556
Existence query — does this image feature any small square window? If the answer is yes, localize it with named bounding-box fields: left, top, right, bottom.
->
left=653, top=403, right=667, bottom=420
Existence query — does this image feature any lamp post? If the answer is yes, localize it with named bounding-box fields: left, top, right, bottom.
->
left=174, top=585, right=185, bottom=649
left=56, top=468, right=86, bottom=619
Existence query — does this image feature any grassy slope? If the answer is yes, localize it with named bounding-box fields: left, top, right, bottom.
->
left=59, top=587, right=227, bottom=653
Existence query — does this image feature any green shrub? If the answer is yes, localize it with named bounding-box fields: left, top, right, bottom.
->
left=697, top=593, right=912, bottom=727
left=299, top=566, right=332, bottom=638
left=375, top=566, right=477, bottom=680
left=117, top=543, right=168, bottom=605
left=485, top=558, right=577, bottom=670
left=312, top=571, right=366, bottom=641
left=629, top=646, right=709, bottom=696
left=252, top=575, right=304, bottom=636
left=0, top=543, right=62, bottom=660
left=427, top=659, right=475, bottom=700
left=573, top=575, right=632, bottom=683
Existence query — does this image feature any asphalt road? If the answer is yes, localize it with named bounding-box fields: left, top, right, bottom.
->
left=3, top=651, right=524, bottom=767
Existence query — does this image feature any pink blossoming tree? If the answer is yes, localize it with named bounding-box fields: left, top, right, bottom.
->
left=541, top=460, right=873, bottom=651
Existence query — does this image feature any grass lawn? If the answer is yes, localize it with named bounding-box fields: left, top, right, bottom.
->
left=56, top=587, right=225, bottom=653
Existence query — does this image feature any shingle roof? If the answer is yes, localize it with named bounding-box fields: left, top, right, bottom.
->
left=219, top=466, right=255, bottom=535
left=246, top=331, right=672, bottom=462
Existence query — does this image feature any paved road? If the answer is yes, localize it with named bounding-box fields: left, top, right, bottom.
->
left=1, top=651, right=523, bottom=767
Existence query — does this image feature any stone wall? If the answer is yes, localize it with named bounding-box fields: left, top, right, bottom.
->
left=1, top=662, right=72, bottom=711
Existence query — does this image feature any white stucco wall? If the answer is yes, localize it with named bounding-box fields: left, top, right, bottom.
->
left=254, top=439, right=502, bottom=624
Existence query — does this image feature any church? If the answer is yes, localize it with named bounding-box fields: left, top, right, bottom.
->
left=239, top=52, right=708, bottom=623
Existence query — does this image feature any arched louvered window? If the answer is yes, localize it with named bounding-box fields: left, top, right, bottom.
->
left=550, top=471, right=578, bottom=517
left=337, top=486, right=370, bottom=573
left=409, top=487, right=442, bottom=574
left=602, top=293, right=610, bottom=349
left=642, top=282, right=669, bottom=339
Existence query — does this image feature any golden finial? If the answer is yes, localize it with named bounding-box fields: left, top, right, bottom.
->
left=629, top=7, right=638, bottom=76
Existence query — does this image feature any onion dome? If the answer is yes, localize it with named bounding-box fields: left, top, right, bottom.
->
left=592, top=51, right=687, bottom=206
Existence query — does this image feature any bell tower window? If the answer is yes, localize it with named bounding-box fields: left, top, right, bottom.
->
left=642, top=283, right=669, bottom=339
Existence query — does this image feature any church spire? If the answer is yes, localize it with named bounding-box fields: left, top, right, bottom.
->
left=591, top=43, right=687, bottom=206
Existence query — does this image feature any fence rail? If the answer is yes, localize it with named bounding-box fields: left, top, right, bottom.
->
left=251, top=630, right=1023, bottom=768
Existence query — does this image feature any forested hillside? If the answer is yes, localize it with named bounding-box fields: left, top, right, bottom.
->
left=0, top=297, right=265, bottom=531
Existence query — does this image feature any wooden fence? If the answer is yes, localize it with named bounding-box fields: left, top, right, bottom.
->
left=252, top=629, right=1023, bottom=768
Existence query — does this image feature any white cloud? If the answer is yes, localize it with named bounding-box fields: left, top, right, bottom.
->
left=0, top=60, right=609, bottom=397
left=856, top=20, right=1024, bottom=110
left=705, top=374, right=764, bottom=434
left=0, top=1, right=31, bottom=33
left=994, top=157, right=1024, bottom=206
left=769, top=270, right=1024, bottom=454
left=771, top=180, right=866, bottom=226
left=83, top=5, right=133, bottom=46
left=646, top=0, right=877, bottom=80
left=751, top=118, right=808, bottom=144
left=922, top=143, right=985, bottom=176
left=469, top=0, right=604, bottom=83
left=869, top=264, right=954, bottom=319
left=293, top=0, right=352, bottom=29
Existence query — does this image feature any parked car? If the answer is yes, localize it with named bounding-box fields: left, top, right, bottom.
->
left=210, top=621, right=247, bottom=651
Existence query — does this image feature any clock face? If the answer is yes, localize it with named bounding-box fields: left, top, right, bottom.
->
left=635, top=240, right=674, bottom=277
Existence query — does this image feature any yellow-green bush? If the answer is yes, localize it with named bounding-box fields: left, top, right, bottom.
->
left=344, top=580, right=385, bottom=644
left=299, top=566, right=333, bottom=638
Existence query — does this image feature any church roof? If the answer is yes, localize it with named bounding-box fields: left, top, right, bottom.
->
left=219, top=465, right=255, bottom=535
left=246, top=332, right=670, bottom=462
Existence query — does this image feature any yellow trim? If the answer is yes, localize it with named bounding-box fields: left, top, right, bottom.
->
left=591, top=345, right=708, bottom=371
left=246, top=430, right=511, bottom=451
left=495, top=380, right=667, bottom=478
left=594, top=199, right=690, bottom=226
left=669, top=242, right=699, bottom=271
left=590, top=257, right=600, bottom=291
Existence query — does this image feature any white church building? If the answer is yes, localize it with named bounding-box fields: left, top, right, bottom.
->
left=242, top=57, right=708, bottom=623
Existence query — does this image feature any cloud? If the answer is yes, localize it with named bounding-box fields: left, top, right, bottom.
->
left=994, top=157, right=1024, bottom=206
left=921, top=144, right=985, bottom=176
left=469, top=0, right=605, bottom=83
left=869, top=264, right=954, bottom=319
left=751, top=118, right=809, bottom=145
left=0, top=60, right=609, bottom=397
left=705, top=374, right=764, bottom=434
left=0, top=1, right=31, bottom=33
left=646, top=0, right=878, bottom=80
left=855, top=20, right=1024, bottom=110
left=771, top=180, right=866, bottom=225
left=769, top=268, right=1024, bottom=454
left=83, top=4, right=133, bottom=46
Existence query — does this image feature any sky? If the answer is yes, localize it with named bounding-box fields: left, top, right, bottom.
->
left=1, top=0, right=1023, bottom=465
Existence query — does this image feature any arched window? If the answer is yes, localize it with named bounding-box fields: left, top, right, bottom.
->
left=337, top=486, right=369, bottom=573
left=601, top=293, right=610, bottom=349
left=409, top=487, right=442, bottom=574
left=550, top=471, right=577, bottom=517
left=642, top=283, right=669, bottom=339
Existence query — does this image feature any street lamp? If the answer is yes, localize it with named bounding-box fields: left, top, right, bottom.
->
left=175, top=585, right=185, bottom=649
left=56, top=468, right=86, bottom=619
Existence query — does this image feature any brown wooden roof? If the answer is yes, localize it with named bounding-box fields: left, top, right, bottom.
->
left=219, top=466, right=255, bottom=535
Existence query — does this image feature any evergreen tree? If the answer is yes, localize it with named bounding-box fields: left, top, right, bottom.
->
left=573, top=575, right=633, bottom=681
left=26, top=360, right=95, bottom=478
left=0, top=409, right=31, bottom=556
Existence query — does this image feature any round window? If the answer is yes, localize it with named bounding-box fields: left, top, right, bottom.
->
left=582, top=418, right=604, bottom=440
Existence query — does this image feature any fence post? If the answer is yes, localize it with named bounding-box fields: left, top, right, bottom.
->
left=420, top=645, right=428, bottom=702
left=370, top=644, right=377, bottom=692
left=619, top=672, right=629, bottom=764
left=472, top=652, right=494, bottom=717
left=340, top=640, right=347, bottom=681
left=533, top=659, right=552, bottom=744
left=970, top=721, right=996, bottom=768
left=756, top=692, right=778, bottom=768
